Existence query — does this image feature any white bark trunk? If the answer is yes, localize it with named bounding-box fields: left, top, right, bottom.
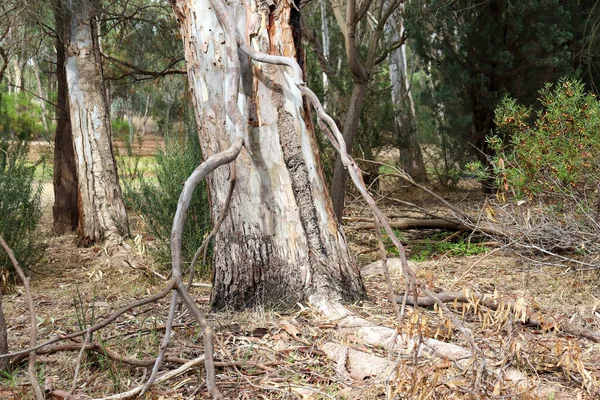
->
left=125, top=98, right=134, bottom=144
left=387, top=9, right=427, bottom=181
left=139, top=94, right=151, bottom=136
left=66, top=0, right=128, bottom=244
left=32, top=57, right=49, bottom=131
left=320, top=0, right=330, bottom=97
left=171, top=0, right=364, bottom=309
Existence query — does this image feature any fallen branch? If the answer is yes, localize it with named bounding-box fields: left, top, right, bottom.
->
left=399, top=290, right=600, bottom=343
left=11, top=341, right=276, bottom=371
left=93, top=354, right=206, bottom=400
left=347, top=218, right=465, bottom=231
left=186, top=162, right=236, bottom=291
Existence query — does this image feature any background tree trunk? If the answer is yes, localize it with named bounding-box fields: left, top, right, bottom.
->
left=387, top=11, right=427, bottom=182
left=32, top=57, right=49, bottom=132
left=66, top=0, right=128, bottom=244
left=53, top=0, right=79, bottom=235
left=171, top=0, right=365, bottom=310
left=330, top=80, right=368, bottom=222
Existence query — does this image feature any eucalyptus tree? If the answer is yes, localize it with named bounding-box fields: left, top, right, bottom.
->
left=386, top=6, right=426, bottom=182
left=169, top=0, right=365, bottom=309
left=326, top=0, right=408, bottom=221
left=63, top=0, right=128, bottom=244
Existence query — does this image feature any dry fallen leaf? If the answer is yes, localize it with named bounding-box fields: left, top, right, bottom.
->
left=281, top=320, right=301, bottom=338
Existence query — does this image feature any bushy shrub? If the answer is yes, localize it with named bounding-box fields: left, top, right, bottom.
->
left=464, top=79, right=600, bottom=270
left=0, top=138, right=44, bottom=279
left=111, top=119, right=130, bottom=138
left=471, top=79, right=600, bottom=199
left=122, top=129, right=211, bottom=277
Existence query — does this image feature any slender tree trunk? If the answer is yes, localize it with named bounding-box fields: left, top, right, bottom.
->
left=320, top=0, right=330, bottom=102
left=66, top=0, right=128, bottom=244
left=164, top=104, right=170, bottom=137
left=53, top=0, right=79, bottom=235
left=11, top=54, right=25, bottom=93
left=139, top=94, right=151, bottom=136
left=125, top=98, right=134, bottom=145
left=330, top=80, right=368, bottom=222
left=387, top=13, right=427, bottom=182
left=32, top=58, right=49, bottom=132
left=171, top=0, right=364, bottom=310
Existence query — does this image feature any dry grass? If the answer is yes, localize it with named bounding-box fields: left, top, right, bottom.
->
left=3, top=184, right=600, bottom=399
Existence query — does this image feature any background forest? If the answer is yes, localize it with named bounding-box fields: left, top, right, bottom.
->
left=2, top=0, right=600, bottom=398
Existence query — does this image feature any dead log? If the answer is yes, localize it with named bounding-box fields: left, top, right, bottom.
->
left=347, top=218, right=506, bottom=237
left=398, top=290, right=600, bottom=343
left=348, top=218, right=463, bottom=231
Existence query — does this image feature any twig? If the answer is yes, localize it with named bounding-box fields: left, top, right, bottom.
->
left=0, top=233, right=44, bottom=400
left=69, top=327, right=92, bottom=397
left=373, top=218, right=401, bottom=324
left=92, top=354, right=207, bottom=400
left=3, top=281, right=176, bottom=361
left=139, top=291, right=178, bottom=395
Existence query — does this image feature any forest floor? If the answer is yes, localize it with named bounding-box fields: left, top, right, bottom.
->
left=3, top=146, right=600, bottom=399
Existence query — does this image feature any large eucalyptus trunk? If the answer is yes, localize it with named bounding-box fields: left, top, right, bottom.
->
left=171, top=0, right=365, bottom=310
left=53, top=0, right=79, bottom=235
left=66, top=0, right=128, bottom=244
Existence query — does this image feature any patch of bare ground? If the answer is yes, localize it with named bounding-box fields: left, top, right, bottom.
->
left=3, top=182, right=600, bottom=399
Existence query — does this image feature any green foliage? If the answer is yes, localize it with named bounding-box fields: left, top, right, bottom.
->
left=0, top=137, right=44, bottom=279
left=386, top=231, right=488, bottom=261
left=111, top=119, right=130, bottom=138
left=0, top=87, right=47, bottom=141
left=410, top=239, right=488, bottom=262
left=481, top=79, right=600, bottom=197
left=0, top=368, right=19, bottom=387
left=121, top=127, right=211, bottom=276
left=405, top=0, right=582, bottom=187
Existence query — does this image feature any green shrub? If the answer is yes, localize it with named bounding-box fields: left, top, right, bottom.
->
left=111, top=119, right=130, bottom=138
left=122, top=130, right=211, bottom=277
left=472, top=79, right=600, bottom=198
left=0, top=138, right=44, bottom=279
left=0, top=87, right=47, bottom=141
left=386, top=231, right=488, bottom=261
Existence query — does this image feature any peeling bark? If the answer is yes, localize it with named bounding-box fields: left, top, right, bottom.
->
left=171, top=0, right=364, bottom=309
left=66, top=0, right=128, bottom=244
